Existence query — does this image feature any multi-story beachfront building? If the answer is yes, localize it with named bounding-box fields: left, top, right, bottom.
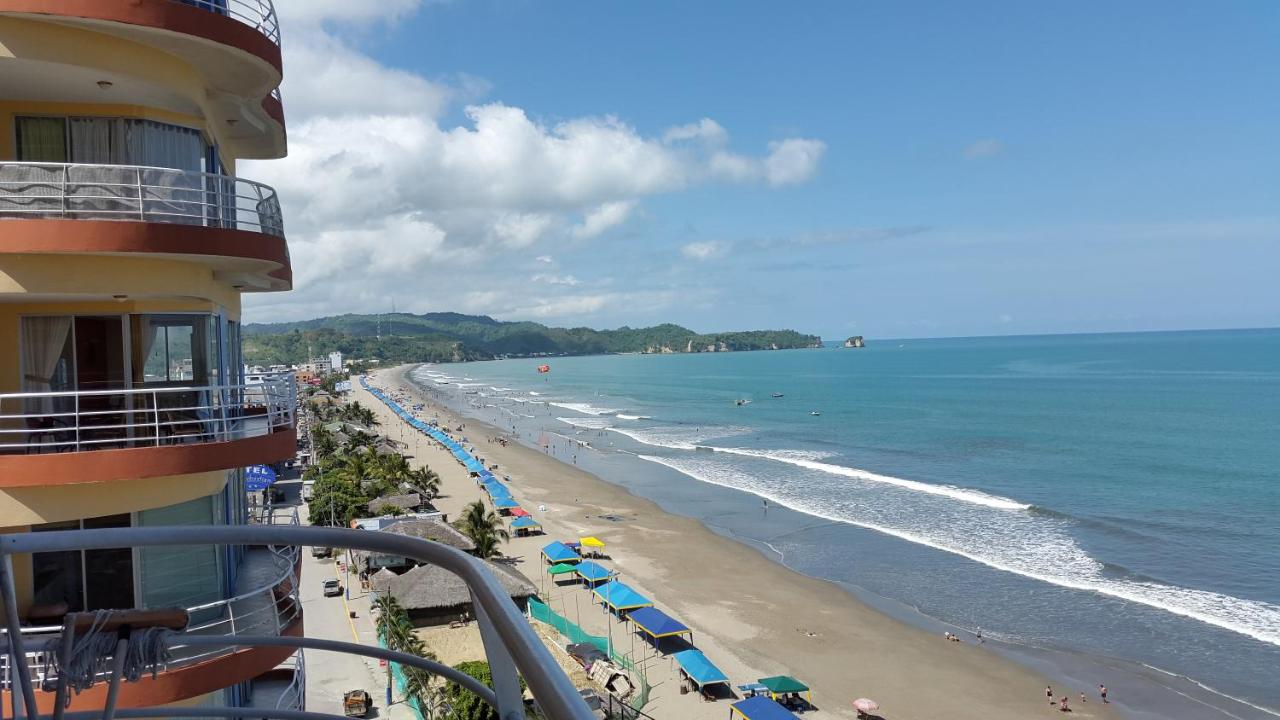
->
left=0, top=1, right=300, bottom=715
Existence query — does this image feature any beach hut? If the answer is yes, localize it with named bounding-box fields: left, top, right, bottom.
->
left=729, top=696, right=799, bottom=720
left=370, top=559, right=536, bottom=627
left=593, top=580, right=652, bottom=615
left=672, top=649, right=729, bottom=695
left=573, top=561, right=613, bottom=586
left=510, top=516, right=542, bottom=536
left=627, top=606, right=693, bottom=648
left=756, top=676, right=812, bottom=709
left=540, top=541, right=581, bottom=565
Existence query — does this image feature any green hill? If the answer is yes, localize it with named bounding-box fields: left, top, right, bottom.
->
left=242, top=312, right=821, bottom=365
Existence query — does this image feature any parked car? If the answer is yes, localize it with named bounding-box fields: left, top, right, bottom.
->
left=311, top=546, right=331, bottom=558
left=323, top=579, right=342, bottom=597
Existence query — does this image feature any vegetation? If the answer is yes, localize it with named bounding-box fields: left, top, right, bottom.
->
left=442, top=660, right=527, bottom=720
left=374, top=594, right=444, bottom=717
left=305, top=400, right=439, bottom=527
left=243, top=311, right=822, bottom=365
left=456, top=501, right=509, bottom=560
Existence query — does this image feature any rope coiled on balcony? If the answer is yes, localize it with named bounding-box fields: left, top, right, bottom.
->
left=40, top=612, right=174, bottom=700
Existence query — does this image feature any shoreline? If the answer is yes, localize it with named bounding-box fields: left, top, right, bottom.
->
left=359, top=364, right=1114, bottom=719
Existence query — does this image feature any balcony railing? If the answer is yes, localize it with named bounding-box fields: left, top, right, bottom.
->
left=0, top=374, right=296, bottom=455
left=0, top=162, right=284, bottom=237
left=0, top=525, right=594, bottom=719
left=165, top=0, right=281, bottom=46
left=0, top=540, right=300, bottom=692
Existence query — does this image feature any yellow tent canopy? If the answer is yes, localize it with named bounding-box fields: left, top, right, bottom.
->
left=580, top=536, right=606, bottom=548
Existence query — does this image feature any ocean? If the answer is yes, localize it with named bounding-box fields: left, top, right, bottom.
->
left=405, top=328, right=1280, bottom=719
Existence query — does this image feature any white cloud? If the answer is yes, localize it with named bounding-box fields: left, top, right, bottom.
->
left=964, top=139, right=1004, bottom=160
left=243, top=7, right=825, bottom=322
left=681, top=241, right=729, bottom=260
left=531, top=274, right=582, bottom=286
left=572, top=201, right=636, bottom=239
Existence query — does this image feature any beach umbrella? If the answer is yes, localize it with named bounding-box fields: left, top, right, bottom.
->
left=852, top=698, right=879, bottom=716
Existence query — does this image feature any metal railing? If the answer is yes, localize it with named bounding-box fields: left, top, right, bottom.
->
left=164, top=0, right=281, bottom=46
left=0, top=162, right=284, bottom=237
left=0, top=525, right=594, bottom=720
left=0, top=542, right=300, bottom=691
left=274, top=651, right=305, bottom=711
left=0, top=374, right=296, bottom=454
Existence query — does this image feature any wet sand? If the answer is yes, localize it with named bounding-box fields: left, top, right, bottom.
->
left=358, top=365, right=1117, bottom=719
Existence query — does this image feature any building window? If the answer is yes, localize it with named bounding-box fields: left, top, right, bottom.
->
left=14, top=117, right=209, bottom=172
left=31, top=514, right=133, bottom=613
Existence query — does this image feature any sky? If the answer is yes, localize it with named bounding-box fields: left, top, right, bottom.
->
left=242, top=1, right=1280, bottom=339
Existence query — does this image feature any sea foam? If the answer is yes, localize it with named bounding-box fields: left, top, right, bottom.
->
left=637, top=453, right=1280, bottom=648
left=548, top=401, right=621, bottom=416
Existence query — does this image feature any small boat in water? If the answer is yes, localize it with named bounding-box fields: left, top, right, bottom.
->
left=810, top=410, right=821, bottom=416
left=736, top=398, right=751, bottom=406
left=771, top=392, right=784, bottom=398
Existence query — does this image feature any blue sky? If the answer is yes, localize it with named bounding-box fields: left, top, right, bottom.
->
left=248, top=1, right=1279, bottom=339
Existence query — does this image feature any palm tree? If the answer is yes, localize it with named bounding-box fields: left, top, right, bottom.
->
left=461, top=501, right=510, bottom=543
left=334, top=452, right=380, bottom=491
left=373, top=594, right=415, bottom=650
left=471, top=533, right=502, bottom=560
left=406, top=466, right=441, bottom=500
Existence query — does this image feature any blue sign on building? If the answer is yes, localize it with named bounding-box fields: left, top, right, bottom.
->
left=245, top=464, right=277, bottom=491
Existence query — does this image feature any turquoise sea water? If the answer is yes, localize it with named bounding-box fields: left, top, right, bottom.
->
left=407, top=329, right=1280, bottom=718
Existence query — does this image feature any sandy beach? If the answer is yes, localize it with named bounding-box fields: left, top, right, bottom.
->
left=356, top=365, right=1118, bottom=719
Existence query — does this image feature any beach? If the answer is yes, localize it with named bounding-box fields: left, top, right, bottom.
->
left=356, top=364, right=1115, bottom=719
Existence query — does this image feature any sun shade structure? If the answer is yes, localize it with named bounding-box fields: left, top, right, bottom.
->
left=546, top=563, right=579, bottom=576
left=593, top=580, right=653, bottom=612
left=573, top=561, right=612, bottom=584
left=628, top=606, right=692, bottom=641
left=579, top=536, right=606, bottom=548
left=494, top=497, right=520, bottom=509
left=541, top=541, right=581, bottom=564
left=757, top=675, right=810, bottom=696
left=508, top=507, right=531, bottom=518
left=672, top=649, right=728, bottom=689
left=730, top=695, right=800, bottom=720
left=510, top=516, right=541, bottom=530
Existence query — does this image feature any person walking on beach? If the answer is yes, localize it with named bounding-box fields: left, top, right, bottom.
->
left=1099, top=684, right=1108, bottom=703
left=1047, top=686, right=1054, bottom=705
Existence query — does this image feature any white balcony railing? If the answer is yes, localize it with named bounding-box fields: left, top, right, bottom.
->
left=165, top=0, right=281, bottom=46
left=0, top=537, right=301, bottom=691
left=0, top=374, right=296, bottom=455
left=0, top=162, right=284, bottom=237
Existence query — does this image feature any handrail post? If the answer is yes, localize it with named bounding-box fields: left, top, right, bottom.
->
left=135, top=167, right=145, bottom=222
left=473, top=597, right=526, bottom=720
left=73, top=392, right=81, bottom=451
left=60, top=164, right=68, bottom=218
left=153, top=390, right=161, bottom=446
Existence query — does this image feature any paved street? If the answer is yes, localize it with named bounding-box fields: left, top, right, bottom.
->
left=300, top=503, right=416, bottom=719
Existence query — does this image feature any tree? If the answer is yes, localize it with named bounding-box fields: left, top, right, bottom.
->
left=309, top=476, right=366, bottom=527
left=459, top=501, right=509, bottom=548
left=441, top=661, right=529, bottom=720
left=406, top=466, right=441, bottom=500
left=470, top=533, right=501, bottom=560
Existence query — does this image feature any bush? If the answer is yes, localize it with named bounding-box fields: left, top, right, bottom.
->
left=444, top=660, right=526, bottom=720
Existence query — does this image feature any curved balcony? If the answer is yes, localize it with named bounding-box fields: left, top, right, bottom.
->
left=0, top=538, right=303, bottom=712
left=167, top=0, right=280, bottom=47
left=0, top=376, right=297, bottom=487
left=0, top=162, right=290, bottom=290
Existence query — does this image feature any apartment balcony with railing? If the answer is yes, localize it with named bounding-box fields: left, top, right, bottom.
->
left=0, top=524, right=595, bottom=720
left=0, top=160, right=290, bottom=291
left=0, top=532, right=302, bottom=714
left=0, top=375, right=297, bottom=488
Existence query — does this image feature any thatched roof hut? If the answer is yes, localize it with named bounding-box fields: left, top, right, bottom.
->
left=365, top=493, right=425, bottom=515
left=371, top=560, right=537, bottom=626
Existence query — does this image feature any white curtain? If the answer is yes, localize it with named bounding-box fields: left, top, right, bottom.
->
left=68, top=118, right=116, bottom=164
left=21, top=317, right=72, bottom=416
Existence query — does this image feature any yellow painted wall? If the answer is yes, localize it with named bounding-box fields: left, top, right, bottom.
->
left=0, top=470, right=227, bottom=526
left=0, top=16, right=255, bottom=166
left=0, top=260, right=242, bottom=395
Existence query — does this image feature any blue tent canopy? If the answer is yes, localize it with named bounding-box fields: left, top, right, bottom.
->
left=628, top=607, right=691, bottom=639
left=574, top=561, right=612, bottom=583
left=541, top=541, right=580, bottom=564
left=511, top=516, right=541, bottom=529
left=672, top=649, right=728, bottom=688
left=730, top=696, right=798, bottom=720
left=494, top=497, right=520, bottom=509
left=593, top=580, right=653, bottom=611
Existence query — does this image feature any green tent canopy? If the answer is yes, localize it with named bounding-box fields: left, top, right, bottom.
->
left=547, top=563, right=579, bottom=576
left=758, top=675, right=810, bottom=695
